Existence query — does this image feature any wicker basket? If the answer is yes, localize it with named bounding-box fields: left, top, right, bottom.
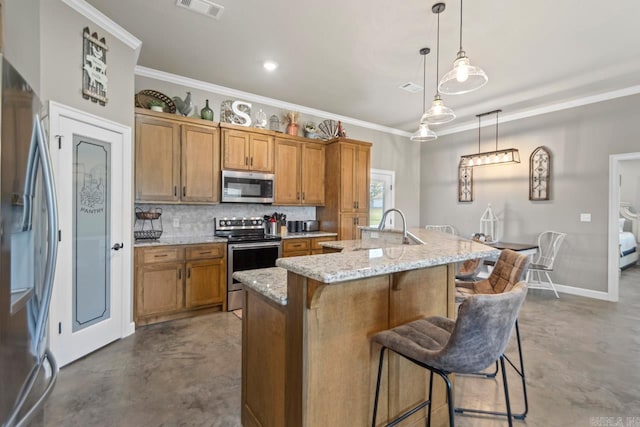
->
left=135, top=207, right=162, bottom=220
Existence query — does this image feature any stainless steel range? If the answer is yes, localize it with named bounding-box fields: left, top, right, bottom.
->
left=214, top=217, right=282, bottom=311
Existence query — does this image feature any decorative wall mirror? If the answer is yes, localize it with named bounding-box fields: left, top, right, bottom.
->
left=530, top=146, right=551, bottom=200
left=458, top=161, right=473, bottom=202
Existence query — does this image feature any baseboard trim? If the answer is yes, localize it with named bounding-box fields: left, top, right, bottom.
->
left=531, top=283, right=612, bottom=301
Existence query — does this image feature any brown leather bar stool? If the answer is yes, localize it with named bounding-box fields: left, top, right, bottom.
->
left=454, top=249, right=530, bottom=421
left=371, top=282, right=528, bottom=427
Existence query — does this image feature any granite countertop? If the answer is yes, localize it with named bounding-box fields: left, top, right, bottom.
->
left=276, top=228, right=499, bottom=284
left=280, top=231, right=338, bottom=239
left=134, top=236, right=228, bottom=247
left=233, top=267, right=288, bottom=306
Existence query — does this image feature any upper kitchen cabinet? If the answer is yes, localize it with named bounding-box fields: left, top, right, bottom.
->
left=135, top=109, right=220, bottom=203
left=317, top=138, right=372, bottom=240
left=274, top=136, right=325, bottom=206
left=221, top=124, right=274, bottom=173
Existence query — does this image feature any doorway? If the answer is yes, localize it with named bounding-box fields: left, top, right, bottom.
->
left=48, top=102, right=133, bottom=367
left=608, top=152, right=640, bottom=302
left=370, top=169, right=395, bottom=227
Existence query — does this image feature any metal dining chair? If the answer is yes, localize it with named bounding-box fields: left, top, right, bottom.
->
left=371, top=282, right=529, bottom=427
left=525, top=231, right=567, bottom=298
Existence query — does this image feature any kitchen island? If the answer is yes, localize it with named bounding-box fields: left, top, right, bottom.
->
left=234, top=230, right=498, bottom=427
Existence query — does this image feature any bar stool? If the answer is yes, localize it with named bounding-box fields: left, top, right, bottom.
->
left=454, top=249, right=530, bottom=420
left=371, top=282, right=528, bottom=427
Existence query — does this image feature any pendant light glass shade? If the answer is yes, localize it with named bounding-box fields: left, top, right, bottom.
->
left=410, top=47, right=438, bottom=142
left=425, top=94, right=456, bottom=125
left=425, top=3, right=456, bottom=125
left=440, top=0, right=488, bottom=95
left=410, top=115, right=438, bottom=141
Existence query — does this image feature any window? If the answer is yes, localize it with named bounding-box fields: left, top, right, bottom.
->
left=370, top=169, right=395, bottom=227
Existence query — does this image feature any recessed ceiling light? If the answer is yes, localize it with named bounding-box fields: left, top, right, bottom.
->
left=263, top=61, right=278, bottom=72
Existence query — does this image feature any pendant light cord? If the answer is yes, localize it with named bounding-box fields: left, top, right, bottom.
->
left=459, top=0, right=464, bottom=50
left=422, top=54, right=427, bottom=114
left=478, top=115, right=481, bottom=153
left=436, top=10, right=441, bottom=96
left=495, top=110, right=499, bottom=151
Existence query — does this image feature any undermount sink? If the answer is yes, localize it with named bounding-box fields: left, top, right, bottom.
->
left=359, top=228, right=425, bottom=246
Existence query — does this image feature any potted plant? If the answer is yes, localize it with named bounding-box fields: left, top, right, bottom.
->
left=283, top=110, right=299, bottom=136
left=148, top=99, right=165, bottom=112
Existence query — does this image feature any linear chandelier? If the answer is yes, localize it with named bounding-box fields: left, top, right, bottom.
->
left=460, top=110, right=520, bottom=167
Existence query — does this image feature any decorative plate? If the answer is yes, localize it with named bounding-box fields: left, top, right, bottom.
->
left=135, top=89, right=177, bottom=114
left=318, top=120, right=338, bottom=140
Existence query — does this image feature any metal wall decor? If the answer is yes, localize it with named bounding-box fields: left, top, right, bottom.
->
left=458, top=161, right=473, bottom=202
left=82, top=27, right=108, bottom=105
left=220, top=100, right=252, bottom=126
left=529, top=146, right=551, bottom=200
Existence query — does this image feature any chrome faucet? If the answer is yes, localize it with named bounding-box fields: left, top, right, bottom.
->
left=378, top=208, right=410, bottom=244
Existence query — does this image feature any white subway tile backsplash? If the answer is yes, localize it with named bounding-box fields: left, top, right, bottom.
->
left=135, top=204, right=316, bottom=238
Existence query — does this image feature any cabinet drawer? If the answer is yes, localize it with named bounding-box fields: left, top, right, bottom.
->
left=283, top=250, right=310, bottom=258
left=311, top=236, right=337, bottom=250
left=283, top=239, right=310, bottom=252
left=142, top=247, right=184, bottom=264
left=186, top=244, right=225, bottom=260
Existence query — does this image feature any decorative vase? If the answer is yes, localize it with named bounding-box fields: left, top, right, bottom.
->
left=200, top=99, right=214, bottom=121
left=286, top=123, right=299, bottom=136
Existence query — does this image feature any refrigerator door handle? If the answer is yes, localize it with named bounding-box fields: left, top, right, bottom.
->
left=19, top=119, right=41, bottom=231
left=32, top=115, right=59, bottom=356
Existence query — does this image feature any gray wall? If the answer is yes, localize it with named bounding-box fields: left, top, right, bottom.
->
left=135, top=75, right=422, bottom=227
left=420, top=94, right=640, bottom=293
left=3, top=0, right=40, bottom=93
left=40, top=1, right=137, bottom=129
left=620, top=160, right=640, bottom=220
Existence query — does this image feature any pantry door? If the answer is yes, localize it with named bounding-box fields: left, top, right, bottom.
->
left=48, top=103, right=133, bottom=367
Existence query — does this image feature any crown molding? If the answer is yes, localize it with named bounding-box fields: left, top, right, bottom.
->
left=134, top=66, right=413, bottom=138
left=61, top=0, right=142, bottom=61
left=437, top=85, right=640, bottom=137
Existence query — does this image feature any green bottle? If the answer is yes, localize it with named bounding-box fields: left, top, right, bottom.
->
left=200, top=99, right=214, bottom=121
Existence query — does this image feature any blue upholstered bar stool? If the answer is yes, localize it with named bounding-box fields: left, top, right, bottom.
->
left=371, top=282, right=528, bottom=427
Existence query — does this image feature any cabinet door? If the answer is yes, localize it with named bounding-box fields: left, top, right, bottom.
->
left=338, top=213, right=357, bottom=241
left=354, top=146, right=370, bottom=212
left=301, top=142, right=325, bottom=205
left=222, top=129, right=250, bottom=170
left=181, top=124, right=220, bottom=202
left=249, top=133, right=274, bottom=172
left=339, top=144, right=356, bottom=212
left=136, top=262, right=184, bottom=318
left=274, top=140, right=301, bottom=205
left=185, top=258, right=225, bottom=308
left=135, top=116, right=180, bottom=201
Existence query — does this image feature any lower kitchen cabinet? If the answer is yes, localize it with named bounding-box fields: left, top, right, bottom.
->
left=135, top=243, right=226, bottom=326
left=282, top=236, right=337, bottom=257
left=339, top=213, right=368, bottom=241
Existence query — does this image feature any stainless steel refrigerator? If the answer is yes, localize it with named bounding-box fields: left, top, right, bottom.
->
left=0, top=55, right=59, bottom=426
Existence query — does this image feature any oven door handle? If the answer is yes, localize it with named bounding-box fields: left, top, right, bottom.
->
left=229, top=242, right=282, bottom=250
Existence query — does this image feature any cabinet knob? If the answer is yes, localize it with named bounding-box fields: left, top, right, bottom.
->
left=302, top=192, right=305, bottom=200
left=187, top=267, right=191, bottom=279
left=178, top=269, right=182, bottom=280
left=174, top=186, right=177, bottom=197
left=250, top=157, right=254, bottom=166
left=245, top=157, right=249, bottom=165
left=183, top=186, right=186, bottom=197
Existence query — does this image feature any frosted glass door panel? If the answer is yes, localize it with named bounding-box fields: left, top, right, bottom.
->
left=73, top=135, right=111, bottom=332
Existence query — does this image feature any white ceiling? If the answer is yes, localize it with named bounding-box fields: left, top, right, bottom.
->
left=85, top=0, right=640, bottom=133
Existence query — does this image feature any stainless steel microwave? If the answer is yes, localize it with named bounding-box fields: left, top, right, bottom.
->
left=221, top=170, right=275, bottom=203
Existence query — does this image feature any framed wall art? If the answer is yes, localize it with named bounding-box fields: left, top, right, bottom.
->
left=530, top=146, right=551, bottom=201
left=458, top=161, right=473, bottom=202
left=82, top=27, right=108, bottom=105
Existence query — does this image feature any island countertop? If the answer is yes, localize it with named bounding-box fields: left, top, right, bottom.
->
left=275, top=229, right=499, bottom=284
left=233, top=267, right=288, bottom=306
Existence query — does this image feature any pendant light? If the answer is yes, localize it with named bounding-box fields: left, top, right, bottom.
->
left=410, top=47, right=438, bottom=142
left=425, top=3, right=456, bottom=125
left=460, top=109, right=520, bottom=167
left=439, top=0, right=488, bottom=95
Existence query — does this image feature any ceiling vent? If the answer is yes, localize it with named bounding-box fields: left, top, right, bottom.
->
left=176, top=0, right=225, bottom=20
left=399, top=82, right=423, bottom=93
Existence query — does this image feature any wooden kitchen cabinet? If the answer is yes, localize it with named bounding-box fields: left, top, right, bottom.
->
left=317, top=138, right=372, bottom=240
left=221, top=124, right=274, bottom=172
left=274, top=138, right=325, bottom=206
left=185, top=258, right=225, bottom=308
left=134, top=242, right=226, bottom=326
left=282, top=236, right=337, bottom=257
left=135, top=109, right=220, bottom=203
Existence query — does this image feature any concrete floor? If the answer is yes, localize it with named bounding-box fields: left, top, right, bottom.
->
left=38, top=266, right=640, bottom=426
